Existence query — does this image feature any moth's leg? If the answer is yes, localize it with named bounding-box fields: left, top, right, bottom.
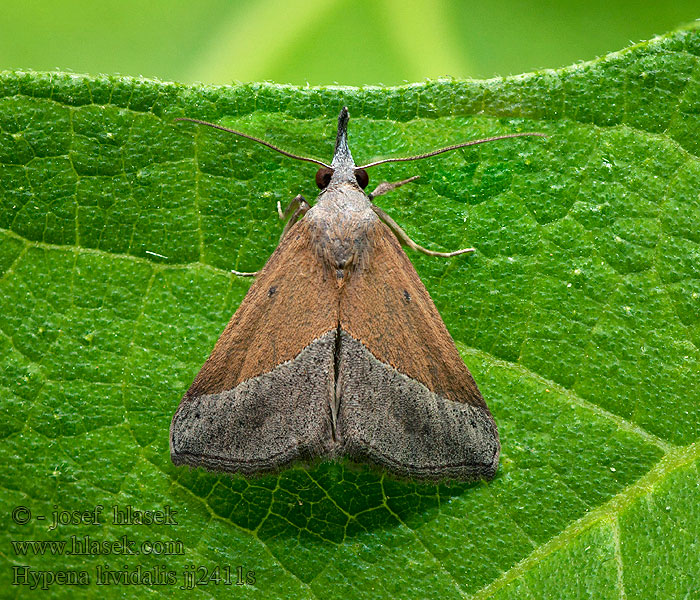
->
left=232, top=195, right=310, bottom=278
left=371, top=203, right=475, bottom=257
left=278, top=194, right=310, bottom=241
left=369, top=176, right=473, bottom=256
left=231, top=194, right=310, bottom=278
left=277, top=194, right=309, bottom=220
left=278, top=194, right=302, bottom=220
left=231, top=268, right=258, bottom=277
left=367, top=176, right=420, bottom=201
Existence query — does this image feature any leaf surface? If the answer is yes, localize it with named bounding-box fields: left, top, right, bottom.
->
left=1, top=25, right=699, bottom=599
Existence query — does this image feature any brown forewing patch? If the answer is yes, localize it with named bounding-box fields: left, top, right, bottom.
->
left=339, top=221, right=486, bottom=408
left=184, top=219, right=340, bottom=399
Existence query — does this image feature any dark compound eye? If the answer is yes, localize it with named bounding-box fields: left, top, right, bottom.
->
left=355, top=168, right=369, bottom=189
left=315, top=167, right=333, bottom=189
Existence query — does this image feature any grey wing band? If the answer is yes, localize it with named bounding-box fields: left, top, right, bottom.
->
left=170, top=331, right=337, bottom=474
left=336, top=332, right=499, bottom=480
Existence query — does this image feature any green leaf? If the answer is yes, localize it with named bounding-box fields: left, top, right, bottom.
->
left=1, top=25, right=699, bottom=599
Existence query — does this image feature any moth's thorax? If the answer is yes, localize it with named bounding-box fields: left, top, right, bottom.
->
left=306, top=182, right=378, bottom=279
left=315, top=180, right=370, bottom=211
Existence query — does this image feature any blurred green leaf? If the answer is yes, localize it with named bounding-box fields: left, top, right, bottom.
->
left=1, top=25, right=699, bottom=599
left=1, top=1, right=699, bottom=85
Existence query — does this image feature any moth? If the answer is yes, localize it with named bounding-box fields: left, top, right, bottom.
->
left=170, top=108, right=544, bottom=480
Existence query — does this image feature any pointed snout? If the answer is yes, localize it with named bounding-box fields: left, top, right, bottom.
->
left=330, top=107, right=357, bottom=185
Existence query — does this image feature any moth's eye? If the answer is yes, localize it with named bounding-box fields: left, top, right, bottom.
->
left=315, top=167, right=333, bottom=189
left=355, top=168, right=369, bottom=189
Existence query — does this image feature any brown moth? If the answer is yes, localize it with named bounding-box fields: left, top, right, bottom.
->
left=170, top=108, right=544, bottom=480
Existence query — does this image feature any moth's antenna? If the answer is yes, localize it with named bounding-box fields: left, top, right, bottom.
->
left=174, top=117, right=332, bottom=168
left=357, top=132, right=546, bottom=170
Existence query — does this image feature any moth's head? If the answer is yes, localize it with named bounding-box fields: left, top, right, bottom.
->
left=173, top=111, right=546, bottom=197
left=315, top=107, right=369, bottom=193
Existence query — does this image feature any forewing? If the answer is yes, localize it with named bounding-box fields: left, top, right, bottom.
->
left=170, top=219, right=339, bottom=475
left=337, top=222, right=500, bottom=480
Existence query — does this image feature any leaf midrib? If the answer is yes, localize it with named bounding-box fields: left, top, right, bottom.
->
left=472, top=441, right=699, bottom=599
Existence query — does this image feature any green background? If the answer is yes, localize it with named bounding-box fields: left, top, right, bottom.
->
left=1, top=5, right=699, bottom=600
left=0, top=1, right=699, bottom=85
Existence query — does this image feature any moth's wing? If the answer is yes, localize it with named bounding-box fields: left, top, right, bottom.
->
left=170, top=219, right=339, bottom=475
left=338, top=222, right=499, bottom=480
